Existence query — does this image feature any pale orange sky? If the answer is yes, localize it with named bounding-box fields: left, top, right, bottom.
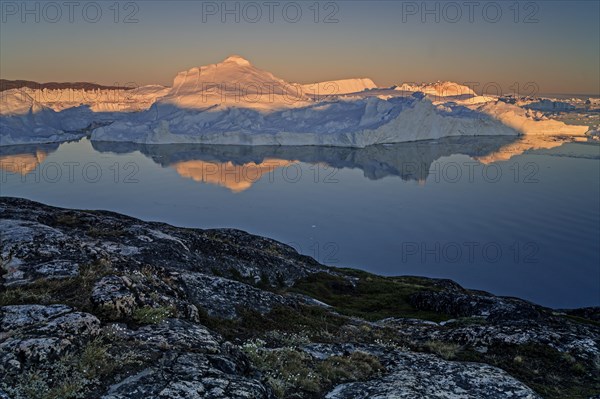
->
left=1, top=1, right=598, bottom=95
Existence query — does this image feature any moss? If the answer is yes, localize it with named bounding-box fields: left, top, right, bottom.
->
left=225, top=267, right=256, bottom=286
left=210, top=267, right=224, bottom=277
left=446, top=316, right=488, bottom=327
left=86, top=227, right=125, bottom=238
left=196, top=304, right=348, bottom=344
left=0, top=286, right=52, bottom=306
left=17, top=371, right=84, bottom=399
left=561, top=314, right=600, bottom=328
left=256, top=271, right=273, bottom=290
left=244, top=346, right=321, bottom=396
left=54, top=213, right=81, bottom=226
left=287, top=272, right=450, bottom=322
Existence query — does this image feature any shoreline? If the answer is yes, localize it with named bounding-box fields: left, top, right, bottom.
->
left=1, top=197, right=598, bottom=398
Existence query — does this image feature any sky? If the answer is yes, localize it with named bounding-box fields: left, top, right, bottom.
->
left=1, top=0, right=598, bottom=95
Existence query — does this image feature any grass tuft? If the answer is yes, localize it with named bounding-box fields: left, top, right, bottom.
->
left=132, top=306, right=175, bottom=324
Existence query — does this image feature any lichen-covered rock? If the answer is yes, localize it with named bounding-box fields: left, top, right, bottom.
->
left=0, top=304, right=100, bottom=340
left=101, top=353, right=272, bottom=399
left=325, top=354, right=541, bottom=398
left=115, top=319, right=220, bottom=353
left=37, top=311, right=101, bottom=337
left=312, top=344, right=542, bottom=399
left=0, top=197, right=326, bottom=290
left=410, top=289, right=544, bottom=322
left=92, top=275, right=137, bottom=318
left=181, top=273, right=293, bottom=319
left=0, top=219, right=80, bottom=285
left=0, top=304, right=72, bottom=331
left=0, top=305, right=101, bottom=376
left=387, top=289, right=600, bottom=364
left=0, top=337, right=72, bottom=366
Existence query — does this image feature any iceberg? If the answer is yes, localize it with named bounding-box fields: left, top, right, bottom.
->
left=300, top=78, right=377, bottom=96
left=2, top=55, right=590, bottom=147
left=0, top=90, right=92, bottom=145
left=91, top=94, right=520, bottom=147
left=0, top=85, right=167, bottom=146
left=394, top=81, right=477, bottom=98
left=90, top=56, right=588, bottom=146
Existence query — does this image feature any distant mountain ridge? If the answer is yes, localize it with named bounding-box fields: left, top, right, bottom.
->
left=0, top=79, right=133, bottom=92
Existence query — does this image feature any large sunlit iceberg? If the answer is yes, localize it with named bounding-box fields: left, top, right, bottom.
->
left=1, top=55, right=590, bottom=147
left=90, top=56, right=588, bottom=147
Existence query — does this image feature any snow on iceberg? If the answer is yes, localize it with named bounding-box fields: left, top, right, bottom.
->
left=300, top=78, right=377, bottom=96
left=394, top=81, right=477, bottom=98
left=3, top=85, right=169, bottom=113
left=162, top=55, right=310, bottom=111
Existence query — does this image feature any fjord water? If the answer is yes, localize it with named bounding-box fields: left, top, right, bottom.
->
left=1, top=137, right=599, bottom=309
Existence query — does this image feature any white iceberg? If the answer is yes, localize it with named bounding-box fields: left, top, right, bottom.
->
left=91, top=56, right=587, bottom=147
left=0, top=84, right=169, bottom=145
left=394, top=81, right=477, bottom=98
left=0, top=90, right=93, bottom=145
left=300, top=78, right=377, bottom=96
left=2, top=55, right=590, bottom=147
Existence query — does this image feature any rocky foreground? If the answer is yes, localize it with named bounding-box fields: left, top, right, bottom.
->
left=0, top=197, right=598, bottom=399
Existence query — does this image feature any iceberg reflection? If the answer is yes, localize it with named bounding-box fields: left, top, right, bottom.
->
left=172, top=159, right=295, bottom=192
left=91, top=135, right=576, bottom=189
left=2, top=135, right=578, bottom=191
left=0, top=143, right=60, bottom=175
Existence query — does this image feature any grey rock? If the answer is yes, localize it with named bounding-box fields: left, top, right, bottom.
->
left=0, top=305, right=101, bottom=375
left=181, top=272, right=292, bottom=319
left=92, top=275, right=137, bottom=318
left=102, top=353, right=271, bottom=399
left=120, top=318, right=220, bottom=353
left=0, top=304, right=72, bottom=331
left=313, top=345, right=542, bottom=399
left=1, top=304, right=100, bottom=340
left=0, top=219, right=79, bottom=285
left=0, top=197, right=326, bottom=290
left=410, top=289, right=544, bottom=322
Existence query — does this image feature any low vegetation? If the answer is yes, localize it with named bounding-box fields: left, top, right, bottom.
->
left=0, top=260, right=113, bottom=311
left=3, top=336, right=143, bottom=399
left=132, top=305, right=175, bottom=325
left=286, top=270, right=450, bottom=322
left=424, top=340, right=461, bottom=360
left=242, top=339, right=384, bottom=398
left=458, top=343, right=600, bottom=399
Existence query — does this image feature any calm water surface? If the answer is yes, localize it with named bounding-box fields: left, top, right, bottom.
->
left=1, top=136, right=599, bottom=309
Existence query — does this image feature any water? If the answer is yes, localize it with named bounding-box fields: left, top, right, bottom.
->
left=1, top=136, right=599, bottom=309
